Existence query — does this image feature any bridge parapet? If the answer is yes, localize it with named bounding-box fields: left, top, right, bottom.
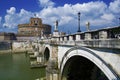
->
left=41, top=26, right=120, bottom=49
left=42, top=38, right=120, bottom=49
left=61, top=39, right=120, bottom=48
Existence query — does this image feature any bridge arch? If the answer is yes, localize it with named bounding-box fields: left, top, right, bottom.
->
left=43, top=47, right=50, bottom=63
left=60, top=47, right=119, bottom=80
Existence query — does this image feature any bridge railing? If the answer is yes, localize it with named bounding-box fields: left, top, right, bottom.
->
left=56, top=39, right=120, bottom=49
left=42, top=38, right=120, bottom=49
left=80, top=39, right=120, bottom=48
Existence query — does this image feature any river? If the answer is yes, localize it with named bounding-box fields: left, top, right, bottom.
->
left=0, top=53, right=45, bottom=80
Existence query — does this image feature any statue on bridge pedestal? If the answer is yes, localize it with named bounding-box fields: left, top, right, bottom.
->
left=54, top=20, right=58, bottom=32
left=53, top=20, right=59, bottom=37
left=86, top=21, right=90, bottom=31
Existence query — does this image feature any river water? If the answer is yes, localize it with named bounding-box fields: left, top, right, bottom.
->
left=0, top=53, right=45, bottom=80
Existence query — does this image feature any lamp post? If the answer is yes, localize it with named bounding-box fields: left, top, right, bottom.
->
left=77, top=12, right=81, bottom=32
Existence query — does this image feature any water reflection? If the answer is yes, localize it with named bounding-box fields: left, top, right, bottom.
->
left=0, top=53, right=45, bottom=80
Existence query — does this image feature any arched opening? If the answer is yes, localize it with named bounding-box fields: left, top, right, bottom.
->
left=44, top=47, right=50, bottom=62
left=62, top=56, right=108, bottom=80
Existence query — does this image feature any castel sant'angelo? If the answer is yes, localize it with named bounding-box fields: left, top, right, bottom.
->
left=0, top=16, right=51, bottom=41
left=17, top=16, right=51, bottom=39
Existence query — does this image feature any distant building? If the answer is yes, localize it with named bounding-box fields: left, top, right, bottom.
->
left=0, top=32, right=16, bottom=41
left=17, top=17, right=51, bottom=40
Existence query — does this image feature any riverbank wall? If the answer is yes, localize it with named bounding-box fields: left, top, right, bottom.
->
left=0, top=41, right=11, bottom=50
left=0, top=41, right=33, bottom=54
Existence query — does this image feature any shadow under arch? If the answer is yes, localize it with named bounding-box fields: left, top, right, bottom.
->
left=44, top=47, right=50, bottom=63
left=60, top=46, right=119, bottom=80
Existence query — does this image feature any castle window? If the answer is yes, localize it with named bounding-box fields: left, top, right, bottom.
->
left=34, top=20, right=38, bottom=25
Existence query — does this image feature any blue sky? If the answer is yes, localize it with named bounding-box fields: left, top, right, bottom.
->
left=0, top=0, right=120, bottom=33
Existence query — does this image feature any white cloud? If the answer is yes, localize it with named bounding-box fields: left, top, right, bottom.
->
left=109, top=0, right=120, bottom=13
left=0, top=17, right=2, bottom=23
left=37, top=0, right=119, bottom=32
left=38, top=0, right=55, bottom=8
left=37, top=1, right=108, bottom=29
left=2, top=0, right=120, bottom=33
left=101, top=13, right=115, bottom=21
left=72, top=1, right=107, bottom=14
left=7, top=7, right=16, bottom=14
left=3, top=7, right=33, bottom=28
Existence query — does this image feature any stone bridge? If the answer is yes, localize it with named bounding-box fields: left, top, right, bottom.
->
left=32, top=26, right=120, bottom=80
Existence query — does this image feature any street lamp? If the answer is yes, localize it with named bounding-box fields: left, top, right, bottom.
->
left=77, top=12, right=81, bottom=32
